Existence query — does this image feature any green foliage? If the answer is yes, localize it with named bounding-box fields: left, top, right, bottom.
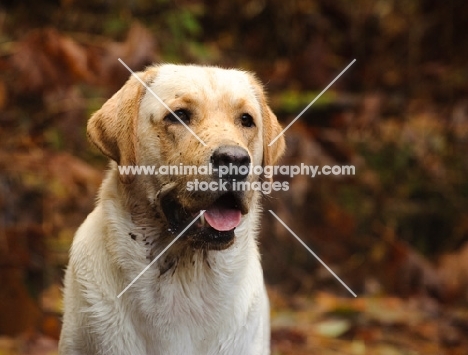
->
left=149, top=4, right=205, bottom=62
left=276, top=90, right=337, bottom=114
left=103, top=16, right=131, bottom=37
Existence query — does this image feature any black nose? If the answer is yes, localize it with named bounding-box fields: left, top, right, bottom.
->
left=211, top=146, right=251, bottom=180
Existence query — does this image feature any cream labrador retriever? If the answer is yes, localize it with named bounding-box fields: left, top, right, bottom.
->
left=59, top=64, right=285, bottom=355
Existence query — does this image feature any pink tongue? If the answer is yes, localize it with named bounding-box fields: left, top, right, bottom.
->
left=204, top=207, right=241, bottom=231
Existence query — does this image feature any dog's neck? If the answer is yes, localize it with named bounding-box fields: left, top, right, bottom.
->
left=98, top=167, right=262, bottom=279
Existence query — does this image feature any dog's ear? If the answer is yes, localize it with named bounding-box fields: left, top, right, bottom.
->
left=87, top=69, right=156, bottom=184
left=261, top=104, right=286, bottom=167
left=249, top=76, right=285, bottom=168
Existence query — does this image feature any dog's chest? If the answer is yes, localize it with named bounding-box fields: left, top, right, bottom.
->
left=130, top=259, right=243, bottom=354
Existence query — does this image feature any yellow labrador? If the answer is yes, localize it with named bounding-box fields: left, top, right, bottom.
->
left=59, top=64, right=285, bottom=355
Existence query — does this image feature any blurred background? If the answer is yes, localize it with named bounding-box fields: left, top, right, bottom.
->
left=1, top=0, right=468, bottom=354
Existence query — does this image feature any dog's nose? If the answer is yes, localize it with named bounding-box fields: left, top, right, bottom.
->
left=211, top=146, right=251, bottom=180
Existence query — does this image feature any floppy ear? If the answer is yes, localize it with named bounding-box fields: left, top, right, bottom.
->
left=262, top=104, right=286, bottom=167
left=250, top=77, right=285, bottom=168
left=87, top=69, right=156, bottom=184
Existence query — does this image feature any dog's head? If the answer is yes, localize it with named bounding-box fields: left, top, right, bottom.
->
left=88, top=64, right=285, bottom=250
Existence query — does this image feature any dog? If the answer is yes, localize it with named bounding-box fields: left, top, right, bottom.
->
left=58, top=64, right=285, bottom=355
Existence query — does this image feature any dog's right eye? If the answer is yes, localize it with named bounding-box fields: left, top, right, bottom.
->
left=164, top=109, right=191, bottom=124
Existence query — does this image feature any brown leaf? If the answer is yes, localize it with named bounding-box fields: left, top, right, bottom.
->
left=101, top=22, right=158, bottom=89
left=10, top=28, right=95, bottom=94
left=437, top=242, right=468, bottom=301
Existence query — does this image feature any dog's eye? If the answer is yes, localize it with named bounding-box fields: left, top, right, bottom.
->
left=240, top=113, right=255, bottom=128
left=165, top=109, right=191, bottom=124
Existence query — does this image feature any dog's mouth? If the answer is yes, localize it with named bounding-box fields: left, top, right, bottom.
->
left=199, top=193, right=243, bottom=230
left=160, top=189, right=248, bottom=250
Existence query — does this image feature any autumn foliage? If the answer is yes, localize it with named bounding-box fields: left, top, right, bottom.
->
left=1, top=1, right=468, bottom=354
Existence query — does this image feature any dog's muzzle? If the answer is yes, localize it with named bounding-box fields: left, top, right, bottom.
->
left=158, top=145, right=252, bottom=250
